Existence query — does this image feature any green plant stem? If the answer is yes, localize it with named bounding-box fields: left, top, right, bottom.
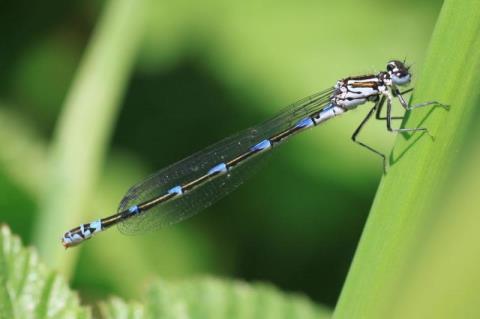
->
left=33, top=0, right=147, bottom=277
left=333, top=0, right=480, bottom=318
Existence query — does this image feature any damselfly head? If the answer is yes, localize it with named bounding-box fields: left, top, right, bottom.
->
left=387, top=60, right=411, bottom=86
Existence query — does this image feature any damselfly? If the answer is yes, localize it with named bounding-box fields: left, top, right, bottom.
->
left=62, top=60, right=448, bottom=248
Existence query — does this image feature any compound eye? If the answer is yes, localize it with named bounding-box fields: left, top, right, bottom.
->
left=392, top=73, right=411, bottom=85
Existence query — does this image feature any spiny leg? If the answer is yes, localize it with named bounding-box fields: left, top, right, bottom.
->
left=385, top=95, right=432, bottom=137
left=409, top=100, right=450, bottom=110
left=394, top=88, right=449, bottom=111
left=352, top=100, right=387, bottom=173
left=377, top=88, right=414, bottom=120
left=393, top=87, right=414, bottom=97
left=376, top=96, right=403, bottom=120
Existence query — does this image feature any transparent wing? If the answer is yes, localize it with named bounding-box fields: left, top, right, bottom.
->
left=117, top=88, right=334, bottom=234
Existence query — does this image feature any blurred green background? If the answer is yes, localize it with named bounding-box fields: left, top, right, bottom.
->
left=0, top=0, right=444, bottom=307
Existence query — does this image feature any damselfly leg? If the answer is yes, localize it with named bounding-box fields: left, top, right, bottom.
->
left=376, top=88, right=414, bottom=120
left=351, top=99, right=387, bottom=173
left=352, top=88, right=448, bottom=173
left=394, top=88, right=449, bottom=111
left=386, top=94, right=431, bottom=136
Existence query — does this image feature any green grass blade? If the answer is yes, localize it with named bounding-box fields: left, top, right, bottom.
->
left=333, top=0, right=480, bottom=318
left=389, top=123, right=480, bottom=317
left=33, top=0, right=147, bottom=275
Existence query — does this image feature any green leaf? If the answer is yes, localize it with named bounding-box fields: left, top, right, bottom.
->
left=100, top=278, right=331, bottom=319
left=334, top=0, right=480, bottom=318
left=0, top=225, right=90, bottom=319
left=0, top=225, right=328, bottom=318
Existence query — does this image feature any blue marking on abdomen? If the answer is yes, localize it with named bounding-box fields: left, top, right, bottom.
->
left=250, top=139, right=272, bottom=152
left=208, top=163, right=228, bottom=175
left=295, top=117, right=315, bottom=129
left=90, top=219, right=102, bottom=231
left=168, top=185, right=183, bottom=195
left=128, top=205, right=140, bottom=215
left=322, top=104, right=334, bottom=112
